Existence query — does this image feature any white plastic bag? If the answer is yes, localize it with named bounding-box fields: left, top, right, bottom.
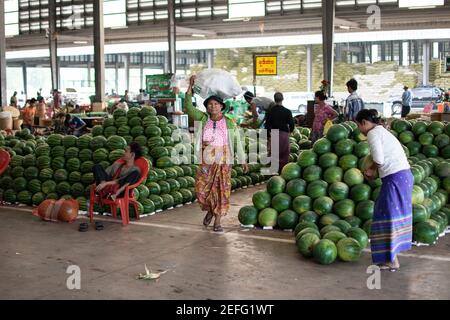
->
left=193, top=69, right=243, bottom=100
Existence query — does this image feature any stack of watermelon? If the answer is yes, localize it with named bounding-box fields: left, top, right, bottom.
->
left=389, top=119, right=450, bottom=244
left=289, top=127, right=312, bottom=163
left=239, top=122, right=450, bottom=265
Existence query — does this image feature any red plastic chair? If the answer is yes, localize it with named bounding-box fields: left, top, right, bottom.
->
left=89, top=157, right=149, bottom=226
left=0, top=149, right=11, bottom=176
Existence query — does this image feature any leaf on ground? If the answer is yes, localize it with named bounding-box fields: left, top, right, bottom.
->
left=137, top=264, right=169, bottom=281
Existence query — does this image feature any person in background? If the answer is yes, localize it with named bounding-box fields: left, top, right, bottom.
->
left=124, top=90, right=130, bottom=102
left=137, top=89, right=145, bottom=104
left=52, top=89, right=62, bottom=112
left=10, top=91, right=18, bottom=107
left=36, top=89, right=43, bottom=101
left=264, top=92, right=295, bottom=174
left=36, top=96, right=47, bottom=126
left=401, top=86, right=413, bottom=119
left=54, top=112, right=68, bottom=134
left=185, top=75, right=248, bottom=232
left=242, top=91, right=259, bottom=128
left=64, top=113, right=87, bottom=137
left=93, top=142, right=143, bottom=201
left=21, top=98, right=36, bottom=132
left=344, top=78, right=365, bottom=121
left=356, top=109, right=413, bottom=272
left=311, top=91, right=338, bottom=143
left=115, top=98, right=129, bottom=112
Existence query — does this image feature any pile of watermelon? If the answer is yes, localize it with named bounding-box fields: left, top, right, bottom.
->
left=239, top=121, right=450, bottom=265
left=289, top=127, right=312, bottom=163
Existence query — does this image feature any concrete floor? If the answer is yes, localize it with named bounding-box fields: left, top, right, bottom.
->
left=1, top=185, right=449, bottom=300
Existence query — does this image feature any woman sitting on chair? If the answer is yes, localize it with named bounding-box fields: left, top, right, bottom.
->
left=93, top=142, right=142, bottom=201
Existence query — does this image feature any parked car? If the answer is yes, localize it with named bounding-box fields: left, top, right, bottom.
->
left=391, top=86, right=443, bottom=115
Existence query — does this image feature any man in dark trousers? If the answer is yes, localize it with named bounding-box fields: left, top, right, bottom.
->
left=265, top=92, right=295, bottom=174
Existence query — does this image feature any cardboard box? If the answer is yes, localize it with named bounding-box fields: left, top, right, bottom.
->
left=430, top=113, right=442, bottom=122
left=92, top=102, right=105, bottom=112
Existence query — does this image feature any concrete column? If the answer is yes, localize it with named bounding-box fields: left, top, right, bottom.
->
left=49, top=0, right=59, bottom=90
left=414, top=40, right=419, bottom=64
left=22, top=63, right=27, bottom=99
left=321, top=0, right=335, bottom=96
left=380, top=43, right=386, bottom=61
left=206, top=50, right=214, bottom=69
left=87, top=62, right=91, bottom=86
left=93, top=0, right=105, bottom=102
left=164, top=52, right=169, bottom=73
left=399, top=41, right=403, bottom=66
left=306, top=45, right=313, bottom=92
left=423, top=41, right=431, bottom=86
left=390, top=41, right=395, bottom=61
left=168, top=0, right=176, bottom=74
left=140, top=53, right=144, bottom=89
left=361, top=43, right=366, bottom=63
left=0, top=0, right=7, bottom=106
left=123, top=54, right=130, bottom=91
left=115, top=63, right=119, bottom=94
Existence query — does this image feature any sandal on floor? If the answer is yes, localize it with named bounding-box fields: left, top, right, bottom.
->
left=203, top=213, right=213, bottom=227
left=78, top=222, right=88, bottom=232
left=95, top=221, right=104, bottom=231
left=213, top=225, right=224, bottom=232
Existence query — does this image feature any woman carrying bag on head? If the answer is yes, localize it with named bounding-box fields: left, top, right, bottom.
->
left=185, top=75, right=248, bottom=232
left=356, top=109, right=413, bottom=272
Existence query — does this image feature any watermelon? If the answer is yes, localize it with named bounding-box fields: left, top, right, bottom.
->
left=413, top=219, right=440, bottom=244
left=319, top=213, right=340, bottom=228
left=81, top=173, right=94, bottom=185
left=320, top=225, right=341, bottom=237
left=313, top=196, right=334, bottom=215
left=22, top=154, right=36, bottom=167
left=35, top=145, right=50, bottom=157
left=266, top=176, right=286, bottom=195
left=323, top=231, right=347, bottom=244
left=10, top=155, right=23, bottom=167
left=68, top=171, right=82, bottom=183
left=339, top=155, right=359, bottom=171
left=277, top=210, right=299, bottom=229
left=109, top=149, right=125, bottom=162
left=148, top=195, right=164, bottom=210
left=107, top=135, right=127, bottom=151
left=412, top=121, right=428, bottom=136
left=62, top=135, right=77, bottom=148
left=328, top=182, right=349, bottom=201
left=11, top=166, right=24, bottom=178
left=407, top=141, right=422, bottom=156
left=334, top=199, right=355, bottom=218
left=419, top=132, right=434, bottom=146
left=252, top=191, right=272, bottom=210
left=332, top=220, right=353, bottom=234
left=53, top=169, right=68, bottom=182
left=258, top=208, right=278, bottom=227
left=346, top=227, right=368, bottom=248
left=77, top=135, right=92, bottom=149
left=350, top=184, right=371, bottom=202
left=238, top=206, right=258, bottom=226
left=441, top=145, right=450, bottom=159
left=296, top=233, right=320, bottom=258
left=292, top=195, right=312, bottom=214
left=319, top=153, right=338, bottom=169
left=334, top=139, right=354, bottom=156
left=42, top=180, right=57, bottom=194
left=285, top=179, right=306, bottom=198
left=294, top=221, right=319, bottom=236
left=326, top=124, right=348, bottom=143
left=145, top=125, right=162, bottom=138
left=17, top=190, right=32, bottom=205
left=423, top=145, right=439, bottom=158
left=281, top=163, right=301, bottom=181
left=24, top=166, right=39, bottom=180
left=392, top=120, right=410, bottom=133
left=412, top=185, right=425, bottom=205
left=336, top=238, right=362, bottom=262
left=70, top=183, right=85, bottom=197
left=323, top=166, right=343, bottom=184
left=271, top=193, right=292, bottom=212
left=13, top=177, right=27, bottom=192
left=3, top=189, right=17, bottom=203
left=115, top=116, right=128, bottom=127
left=345, top=216, right=362, bottom=228
left=313, top=138, right=332, bottom=155
left=306, top=180, right=328, bottom=199
left=295, top=227, right=321, bottom=241
left=434, top=162, right=450, bottom=178
left=344, top=168, right=364, bottom=187
left=140, top=106, right=157, bottom=118
left=313, top=239, right=338, bottom=265
left=355, top=200, right=374, bottom=221
left=428, top=121, right=444, bottom=135
left=297, top=150, right=318, bottom=168
left=303, top=165, right=323, bottom=183
left=298, top=211, right=319, bottom=224
left=47, top=134, right=63, bottom=147
left=79, top=149, right=93, bottom=162
left=160, top=194, right=174, bottom=209
left=92, top=125, right=104, bottom=136
left=413, top=204, right=430, bottom=224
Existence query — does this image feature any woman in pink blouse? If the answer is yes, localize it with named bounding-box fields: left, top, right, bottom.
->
left=311, top=91, right=338, bottom=142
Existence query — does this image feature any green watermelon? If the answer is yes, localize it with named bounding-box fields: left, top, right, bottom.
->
left=281, top=163, right=301, bottom=181
left=407, top=141, right=422, bottom=156
left=252, top=191, right=272, bottom=210
left=344, top=168, right=364, bottom=187
left=107, top=135, right=127, bottom=151
left=238, top=206, right=259, bottom=225
left=337, top=238, right=362, bottom=262
left=339, top=155, right=359, bottom=171
left=297, top=150, right=318, bottom=167
left=313, top=138, right=332, bottom=155
left=313, top=239, right=338, bottom=265
left=277, top=210, right=299, bottom=229
left=323, top=230, right=347, bottom=244
left=350, top=184, right=371, bottom=202
left=298, top=211, right=319, bottom=224
left=271, top=193, right=292, bottom=212
left=68, top=171, right=81, bottom=183
left=355, top=200, right=374, bottom=221
left=47, top=134, right=63, bottom=147
left=319, top=213, right=340, bottom=228
left=258, top=208, right=278, bottom=227
left=77, top=135, right=92, bottom=149
left=334, top=139, right=354, bottom=156
left=24, top=166, right=39, bottom=180
left=109, top=149, right=125, bottom=162
left=296, top=233, right=320, bottom=258
left=419, top=132, right=434, bottom=146
left=17, top=190, right=32, bottom=205
left=285, top=179, right=306, bottom=198
left=412, top=121, right=428, bottom=136
left=412, top=185, right=425, bottom=205
left=313, top=196, right=334, bottom=215
left=346, top=227, right=368, bottom=248
left=3, top=189, right=17, bottom=203
left=306, top=180, right=328, bottom=199
left=334, top=199, right=355, bottom=219
left=326, top=124, right=348, bottom=143
left=13, top=177, right=27, bottom=192
left=413, top=204, right=430, bottom=224
left=319, top=153, right=338, bottom=169
left=428, top=121, right=444, bottom=135
left=302, top=165, right=322, bottom=182
left=140, top=106, right=157, bottom=118
left=328, top=182, right=349, bottom=201
left=323, top=166, right=343, bottom=184
left=320, top=225, right=341, bottom=237
left=81, top=173, right=94, bottom=185
left=345, top=216, right=362, bottom=228
left=294, top=221, right=319, bottom=236
left=266, top=176, right=286, bottom=195
left=292, top=195, right=312, bottom=214
left=160, top=193, right=175, bottom=209
left=92, top=125, right=104, bottom=136
left=413, top=219, right=440, bottom=244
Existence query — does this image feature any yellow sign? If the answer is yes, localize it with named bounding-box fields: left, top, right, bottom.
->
left=255, top=55, right=277, bottom=76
